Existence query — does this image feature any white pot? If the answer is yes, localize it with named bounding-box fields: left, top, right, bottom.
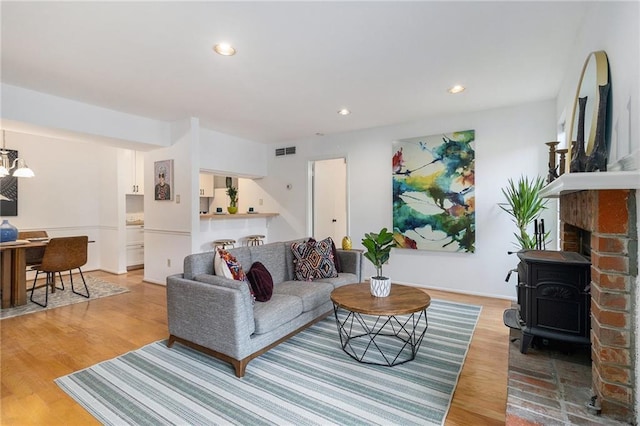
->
left=370, top=277, right=391, bottom=297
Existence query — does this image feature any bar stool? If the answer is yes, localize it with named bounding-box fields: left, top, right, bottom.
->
left=245, top=235, right=265, bottom=246
left=213, top=239, right=236, bottom=250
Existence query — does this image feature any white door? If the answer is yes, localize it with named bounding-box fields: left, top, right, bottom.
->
left=312, top=158, right=347, bottom=243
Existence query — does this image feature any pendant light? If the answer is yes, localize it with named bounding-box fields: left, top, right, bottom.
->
left=0, top=130, right=34, bottom=178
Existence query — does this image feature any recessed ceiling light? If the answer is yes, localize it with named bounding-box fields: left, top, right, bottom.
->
left=337, top=108, right=351, bottom=116
left=448, top=85, right=465, bottom=94
left=213, top=42, right=236, bottom=56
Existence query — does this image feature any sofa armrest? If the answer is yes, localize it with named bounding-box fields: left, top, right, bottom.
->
left=337, top=249, right=363, bottom=282
left=183, top=252, right=215, bottom=280
left=166, top=274, right=254, bottom=359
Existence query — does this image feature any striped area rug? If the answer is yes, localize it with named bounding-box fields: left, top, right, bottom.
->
left=56, top=299, right=481, bottom=425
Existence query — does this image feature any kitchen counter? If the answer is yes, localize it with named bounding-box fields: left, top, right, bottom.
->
left=200, top=213, right=278, bottom=220
left=126, top=220, right=144, bottom=226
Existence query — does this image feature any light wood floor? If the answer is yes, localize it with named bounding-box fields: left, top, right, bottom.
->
left=1, top=270, right=511, bottom=425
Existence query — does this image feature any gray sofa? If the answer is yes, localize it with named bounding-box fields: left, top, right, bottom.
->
left=166, top=239, right=362, bottom=377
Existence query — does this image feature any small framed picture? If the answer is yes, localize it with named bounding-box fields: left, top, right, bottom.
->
left=154, top=159, right=173, bottom=201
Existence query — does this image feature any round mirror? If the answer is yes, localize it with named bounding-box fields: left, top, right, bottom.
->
left=567, top=51, right=609, bottom=162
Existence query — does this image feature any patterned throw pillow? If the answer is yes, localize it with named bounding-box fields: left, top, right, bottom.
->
left=291, top=237, right=338, bottom=281
left=214, top=249, right=233, bottom=279
left=308, top=237, right=342, bottom=273
left=215, top=249, right=255, bottom=301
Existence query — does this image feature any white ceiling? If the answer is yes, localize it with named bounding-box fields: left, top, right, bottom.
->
left=1, top=1, right=588, bottom=144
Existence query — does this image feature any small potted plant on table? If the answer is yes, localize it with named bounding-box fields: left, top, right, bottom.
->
left=226, top=186, right=238, bottom=214
left=362, top=227, right=397, bottom=297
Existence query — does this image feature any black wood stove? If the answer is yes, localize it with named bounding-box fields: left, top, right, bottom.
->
left=504, top=250, right=591, bottom=353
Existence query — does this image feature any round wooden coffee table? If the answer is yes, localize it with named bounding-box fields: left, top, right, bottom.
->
left=330, top=282, right=431, bottom=366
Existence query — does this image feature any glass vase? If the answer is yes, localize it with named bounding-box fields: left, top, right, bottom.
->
left=0, top=219, right=18, bottom=242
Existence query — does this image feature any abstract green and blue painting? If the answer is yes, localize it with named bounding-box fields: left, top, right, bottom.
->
left=392, top=130, right=475, bottom=252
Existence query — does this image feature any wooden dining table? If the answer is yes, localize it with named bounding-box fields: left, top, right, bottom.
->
left=0, top=239, right=49, bottom=308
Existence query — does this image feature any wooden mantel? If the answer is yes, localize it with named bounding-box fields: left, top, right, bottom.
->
left=540, top=170, right=640, bottom=198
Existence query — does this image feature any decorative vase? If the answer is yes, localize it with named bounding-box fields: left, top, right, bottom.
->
left=341, top=236, right=352, bottom=250
left=370, top=277, right=391, bottom=297
left=570, top=96, right=588, bottom=173
left=0, top=219, right=18, bottom=242
left=227, top=206, right=238, bottom=214
left=585, top=82, right=610, bottom=172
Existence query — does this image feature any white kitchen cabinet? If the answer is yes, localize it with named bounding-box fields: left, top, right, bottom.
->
left=126, top=245, right=144, bottom=268
left=124, top=150, right=145, bottom=195
left=126, top=225, right=144, bottom=268
left=199, top=173, right=214, bottom=197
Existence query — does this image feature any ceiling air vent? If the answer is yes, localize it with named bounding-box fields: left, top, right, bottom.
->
left=275, top=146, right=296, bottom=157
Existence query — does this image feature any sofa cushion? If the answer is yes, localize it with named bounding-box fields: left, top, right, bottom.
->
left=246, top=262, right=274, bottom=302
left=252, top=294, right=303, bottom=335
left=291, top=238, right=338, bottom=281
left=213, top=250, right=233, bottom=279
left=249, top=242, right=288, bottom=284
left=214, top=249, right=254, bottom=301
left=215, top=249, right=247, bottom=280
left=284, top=238, right=310, bottom=282
left=309, top=237, right=342, bottom=273
left=274, top=280, right=334, bottom=313
left=315, top=272, right=359, bottom=289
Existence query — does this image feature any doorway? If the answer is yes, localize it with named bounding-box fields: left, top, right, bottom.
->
left=311, top=158, right=348, bottom=242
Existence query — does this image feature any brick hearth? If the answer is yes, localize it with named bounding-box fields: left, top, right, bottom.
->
left=560, top=189, right=638, bottom=422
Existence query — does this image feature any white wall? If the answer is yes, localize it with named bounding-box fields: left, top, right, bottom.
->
left=200, top=128, right=267, bottom=177
left=0, top=88, right=272, bottom=286
left=196, top=129, right=273, bottom=253
left=0, top=131, right=116, bottom=272
left=141, top=118, right=198, bottom=284
left=142, top=120, right=271, bottom=284
left=556, top=1, right=639, bottom=170
left=1, top=84, right=171, bottom=148
left=264, top=100, right=557, bottom=299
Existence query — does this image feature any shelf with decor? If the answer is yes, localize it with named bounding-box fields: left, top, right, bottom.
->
left=200, top=213, right=279, bottom=220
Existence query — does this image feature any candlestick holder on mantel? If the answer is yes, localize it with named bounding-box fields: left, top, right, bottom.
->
left=546, top=141, right=560, bottom=183
left=556, top=148, right=568, bottom=176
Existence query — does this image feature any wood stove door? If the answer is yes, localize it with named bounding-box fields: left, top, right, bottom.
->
left=529, top=264, right=591, bottom=342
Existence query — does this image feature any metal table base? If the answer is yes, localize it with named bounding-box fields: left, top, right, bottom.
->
left=332, top=304, right=428, bottom=366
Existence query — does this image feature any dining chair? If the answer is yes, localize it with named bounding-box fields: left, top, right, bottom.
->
left=20, top=230, right=67, bottom=295
left=29, top=236, right=90, bottom=307
left=17, top=230, right=49, bottom=268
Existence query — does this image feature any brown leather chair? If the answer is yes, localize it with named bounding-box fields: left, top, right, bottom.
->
left=19, top=230, right=65, bottom=293
left=17, top=230, right=48, bottom=268
left=29, top=236, right=90, bottom=307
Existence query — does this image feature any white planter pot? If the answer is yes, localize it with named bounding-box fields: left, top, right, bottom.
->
left=370, top=277, right=391, bottom=297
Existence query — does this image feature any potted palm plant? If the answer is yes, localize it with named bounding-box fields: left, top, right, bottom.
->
left=499, top=175, right=549, bottom=250
left=362, top=227, right=397, bottom=297
left=226, top=186, right=238, bottom=214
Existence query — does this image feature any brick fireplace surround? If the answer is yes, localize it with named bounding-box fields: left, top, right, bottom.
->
left=560, top=188, right=638, bottom=422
